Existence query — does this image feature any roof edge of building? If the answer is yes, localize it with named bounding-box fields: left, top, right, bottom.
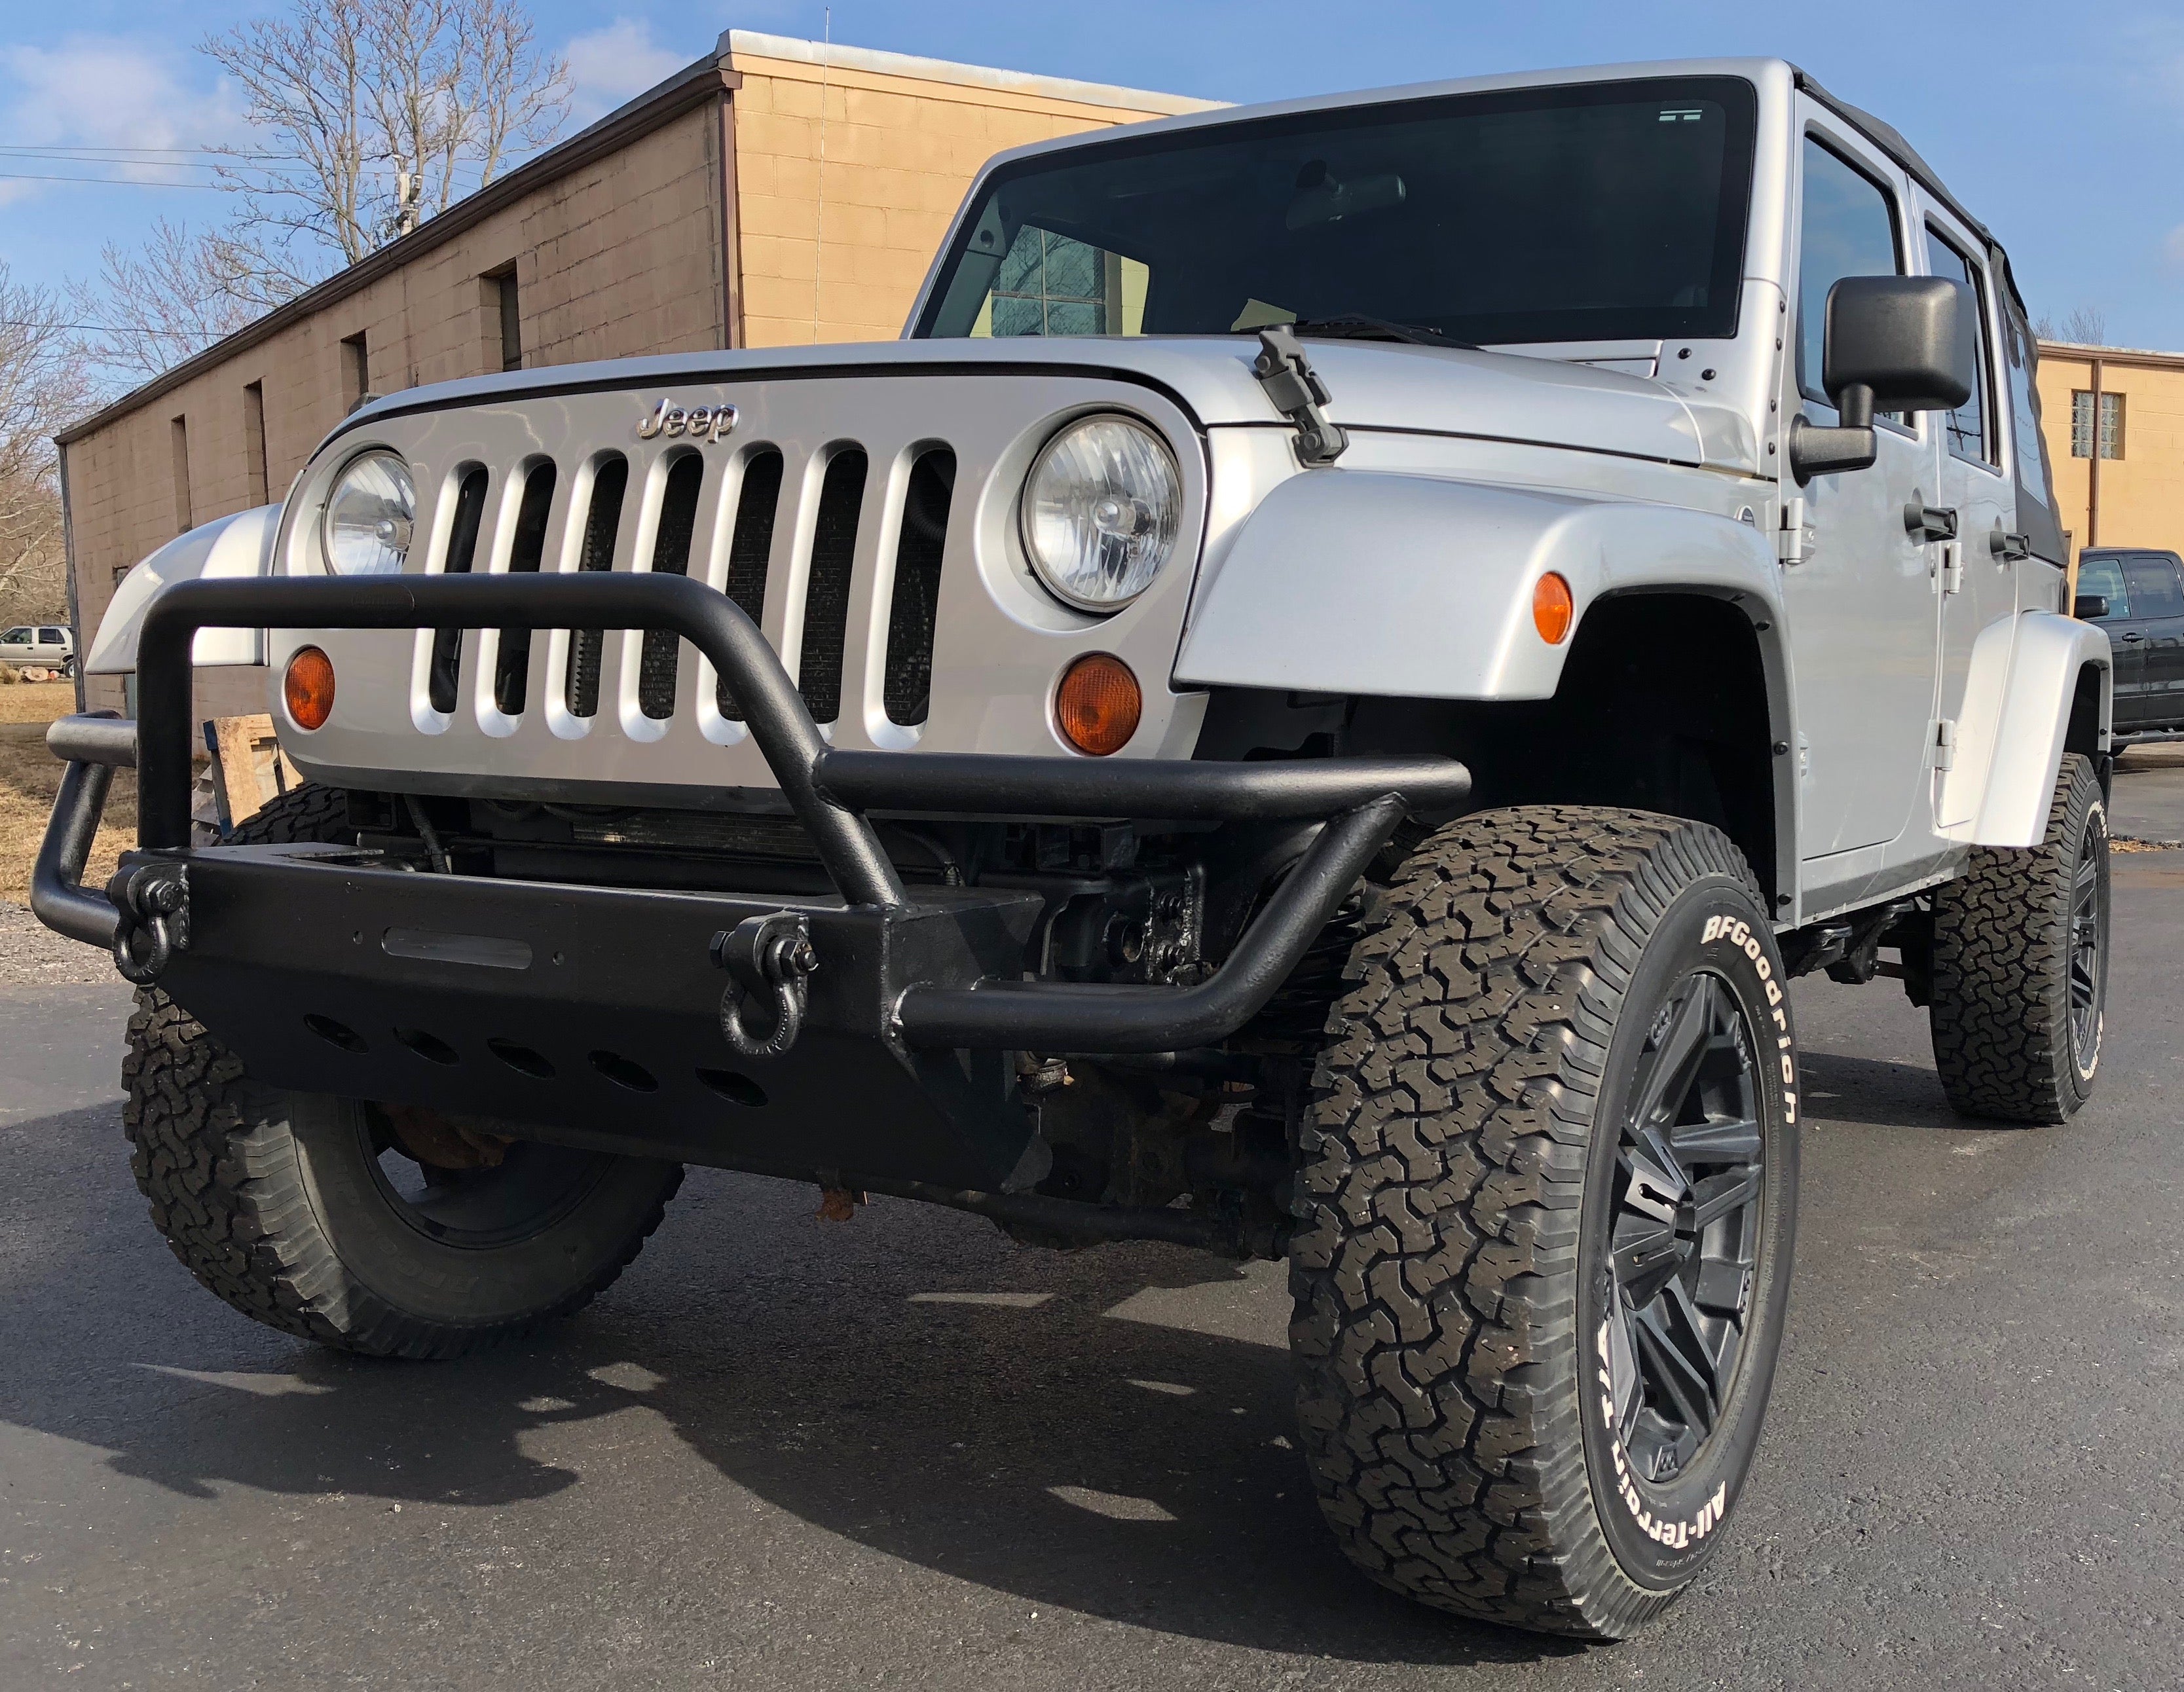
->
left=56, top=48, right=735, bottom=447
left=722, top=29, right=1222, bottom=116
left=2038, top=339, right=2184, bottom=369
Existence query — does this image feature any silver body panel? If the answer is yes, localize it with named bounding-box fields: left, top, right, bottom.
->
left=94, top=55, right=2103, bottom=923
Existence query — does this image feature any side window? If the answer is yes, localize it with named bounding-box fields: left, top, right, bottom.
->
left=2121, top=555, right=2184, bottom=619
left=1923, top=228, right=1995, bottom=467
left=1798, top=137, right=1902, bottom=410
left=39, top=628, right=65, bottom=644
left=1995, top=263, right=2065, bottom=562
left=2076, top=555, right=2128, bottom=617
left=1, top=627, right=29, bottom=644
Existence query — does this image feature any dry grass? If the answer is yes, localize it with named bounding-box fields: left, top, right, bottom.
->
left=0, top=679, right=79, bottom=724
left=0, top=682, right=134, bottom=904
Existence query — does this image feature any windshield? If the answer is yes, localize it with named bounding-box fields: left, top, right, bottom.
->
left=916, top=77, right=1757, bottom=346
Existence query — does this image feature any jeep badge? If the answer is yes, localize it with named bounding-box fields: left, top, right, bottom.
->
left=637, top=398, right=737, bottom=443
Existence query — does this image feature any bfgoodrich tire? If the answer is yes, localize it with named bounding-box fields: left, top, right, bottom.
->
left=1929, top=752, right=2109, bottom=1124
left=122, top=782, right=683, bottom=1359
left=1291, top=807, right=1800, bottom=1639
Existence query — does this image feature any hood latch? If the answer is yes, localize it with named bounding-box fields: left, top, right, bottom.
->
left=1251, top=326, right=1348, bottom=466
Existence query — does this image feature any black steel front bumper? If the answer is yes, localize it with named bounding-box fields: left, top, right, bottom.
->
left=35, top=574, right=1468, bottom=1190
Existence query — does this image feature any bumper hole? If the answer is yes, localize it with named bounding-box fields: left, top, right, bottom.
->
left=304, top=1014, right=368, bottom=1053
left=394, top=1027, right=460, bottom=1066
left=589, top=1050, right=657, bottom=1093
left=487, top=1038, right=555, bottom=1079
left=697, top=1068, right=767, bottom=1107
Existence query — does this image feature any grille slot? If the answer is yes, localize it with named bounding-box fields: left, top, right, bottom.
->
left=491, top=462, right=557, bottom=715
left=428, top=467, right=489, bottom=716
left=565, top=456, right=629, bottom=720
left=638, top=456, right=705, bottom=720
left=883, top=449, right=955, bottom=727
left=798, top=449, right=867, bottom=724
left=716, top=449, right=783, bottom=721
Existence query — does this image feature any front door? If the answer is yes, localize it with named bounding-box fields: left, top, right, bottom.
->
left=2073, top=554, right=2144, bottom=725
left=1779, top=123, right=1940, bottom=858
left=2120, top=553, right=2184, bottom=728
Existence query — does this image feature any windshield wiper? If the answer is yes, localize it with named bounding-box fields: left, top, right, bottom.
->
left=1284, top=314, right=1478, bottom=350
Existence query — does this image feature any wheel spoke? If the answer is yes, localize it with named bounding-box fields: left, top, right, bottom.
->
left=1621, top=1143, right=1685, bottom=1221
left=1669, top=1116, right=1763, bottom=1165
left=1633, top=1299, right=1716, bottom=1434
left=1630, top=976, right=1720, bottom=1131
left=1613, top=1211, right=1684, bottom=1304
left=1667, top=1276, right=1735, bottom=1386
left=1690, top=1167, right=1762, bottom=1231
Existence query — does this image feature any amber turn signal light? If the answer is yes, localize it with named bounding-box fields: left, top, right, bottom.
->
left=284, top=646, right=336, bottom=731
left=1055, top=652, right=1141, bottom=757
left=1532, top=572, right=1574, bottom=645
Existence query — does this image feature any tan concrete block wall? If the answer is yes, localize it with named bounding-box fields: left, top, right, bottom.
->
left=2039, top=352, right=2184, bottom=563
left=65, top=102, right=726, bottom=717
left=731, top=55, right=1183, bottom=348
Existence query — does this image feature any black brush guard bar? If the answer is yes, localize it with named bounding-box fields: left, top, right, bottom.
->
left=36, top=573, right=1470, bottom=1052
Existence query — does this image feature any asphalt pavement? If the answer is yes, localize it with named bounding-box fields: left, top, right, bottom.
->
left=3, top=857, right=2181, bottom=1691
left=2113, top=743, right=2184, bottom=845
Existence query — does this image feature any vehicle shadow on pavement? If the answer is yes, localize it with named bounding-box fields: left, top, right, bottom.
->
left=1795, top=1048, right=1963, bottom=1131
left=0, top=1134, right=1577, bottom=1669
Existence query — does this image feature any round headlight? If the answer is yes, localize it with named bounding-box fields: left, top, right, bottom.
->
left=1020, top=415, right=1180, bottom=612
left=322, top=449, right=416, bottom=576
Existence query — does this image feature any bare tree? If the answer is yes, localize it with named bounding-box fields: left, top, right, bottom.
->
left=202, top=0, right=568, bottom=280
left=0, top=263, right=92, bottom=627
left=67, top=221, right=266, bottom=386
left=2035, top=305, right=2109, bottom=346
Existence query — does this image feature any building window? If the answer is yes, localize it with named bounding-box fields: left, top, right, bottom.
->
left=341, top=331, right=369, bottom=411
left=244, top=380, right=268, bottom=505
left=988, top=227, right=1111, bottom=337
left=170, top=415, right=193, bottom=534
left=484, top=264, right=522, bottom=371
left=2071, top=390, right=2124, bottom=460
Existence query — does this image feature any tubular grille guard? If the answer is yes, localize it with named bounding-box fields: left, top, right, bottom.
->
left=39, top=572, right=1472, bottom=1052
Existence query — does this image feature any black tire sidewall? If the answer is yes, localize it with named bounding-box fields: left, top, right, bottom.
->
left=267, top=1084, right=680, bottom=1329
left=1575, top=874, right=1800, bottom=1590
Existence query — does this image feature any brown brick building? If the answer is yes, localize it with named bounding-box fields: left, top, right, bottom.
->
left=2035, top=340, right=2184, bottom=568
left=54, top=30, right=1213, bottom=717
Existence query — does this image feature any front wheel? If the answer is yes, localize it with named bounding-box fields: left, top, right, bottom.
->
left=123, top=992, right=684, bottom=1358
left=1290, top=807, right=1800, bottom=1638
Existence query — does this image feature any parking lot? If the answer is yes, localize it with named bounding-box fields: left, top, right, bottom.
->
left=0, top=819, right=2177, bottom=1689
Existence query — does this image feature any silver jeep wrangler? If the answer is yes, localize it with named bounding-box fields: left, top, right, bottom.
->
left=39, top=58, right=2110, bottom=1639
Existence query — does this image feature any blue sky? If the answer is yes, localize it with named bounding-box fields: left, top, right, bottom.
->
left=4, top=0, right=2181, bottom=348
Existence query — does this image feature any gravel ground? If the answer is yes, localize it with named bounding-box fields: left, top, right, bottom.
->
left=0, top=899, right=119, bottom=988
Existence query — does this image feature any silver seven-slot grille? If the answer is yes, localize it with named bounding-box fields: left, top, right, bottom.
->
left=278, top=372, right=1212, bottom=794
left=422, top=437, right=952, bottom=731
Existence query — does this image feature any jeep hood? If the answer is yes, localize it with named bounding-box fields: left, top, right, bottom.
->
left=337, top=336, right=1754, bottom=474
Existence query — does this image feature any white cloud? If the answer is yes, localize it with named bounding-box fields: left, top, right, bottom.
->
left=0, top=36, right=245, bottom=209
left=565, top=19, right=689, bottom=126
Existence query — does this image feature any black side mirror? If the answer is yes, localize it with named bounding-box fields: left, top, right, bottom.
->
left=2074, top=594, right=2110, bottom=621
left=1790, top=276, right=1978, bottom=483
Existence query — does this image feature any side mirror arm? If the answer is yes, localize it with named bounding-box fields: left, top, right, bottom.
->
left=1788, top=381, right=1877, bottom=485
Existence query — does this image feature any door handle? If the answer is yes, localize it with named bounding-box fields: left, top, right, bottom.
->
left=2120, top=633, right=2147, bottom=644
left=1990, top=529, right=2033, bottom=561
left=1902, top=503, right=1958, bottom=543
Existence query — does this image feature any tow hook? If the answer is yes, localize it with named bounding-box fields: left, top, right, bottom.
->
left=710, top=911, right=818, bottom=1059
left=108, top=860, right=191, bottom=985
